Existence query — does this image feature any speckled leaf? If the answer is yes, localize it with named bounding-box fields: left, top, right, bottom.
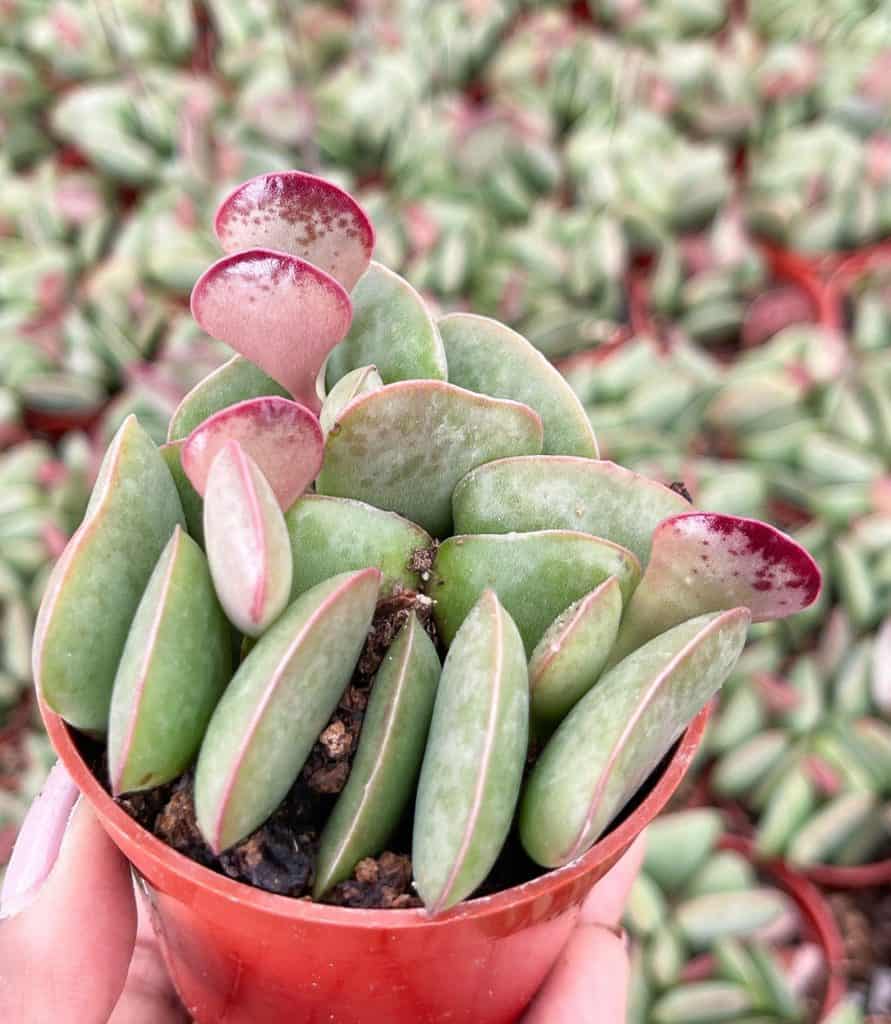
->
left=214, top=171, right=374, bottom=291
left=285, top=495, right=431, bottom=599
left=609, top=513, right=821, bottom=664
left=431, top=531, right=640, bottom=655
left=315, top=614, right=440, bottom=898
left=203, top=441, right=292, bottom=637
left=529, top=577, right=622, bottom=729
left=167, top=355, right=289, bottom=442
left=325, top=262, right=447, bottom=388
left=108, top=527, right=231, bottom=795
left=191, top=249, right=352, bottom=414
left=33, top=416, right=185, bottom=733
left=182, top=396, right=323, bottom=509
left=438, top=314, right=597, bottom=459
left=160, top=441, right=204, bottom=545
left=520, top=609, right=750, bottom=868
left=413, top=591, right=528, bottom=915
left=316, top=381, right=543, bottom=537
left=195, top=568, right=380, bottom=853
left=452, top=457, right=691, bottom=568
left=319, top=365, right=382, bottom=436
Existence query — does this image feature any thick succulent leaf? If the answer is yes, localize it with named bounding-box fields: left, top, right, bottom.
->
left=285, top=495, right=431, bottom=599
left=190, top=248, right=352, bottom=414
left=316, top=381, right=543, bottom=537
left=315, top=614, right=440, bottom=898
left=528, top=577, right=622, bottom=729
left=214, top=171, right=374, bottom=291
left=413, top=591, right=528, bottom=915
left=319, top=365, right=382, bottom=435
left=650, top=982, right=754, bottom=1023
left=520, top=608, right=750, bottom=868
left=108, top=527, right=231, bottom=795
left=160, top=441, right=204, bottom=545
left=195, top=568, right=380, bottom=853
left=203, top=441, right=293, bottom=637
left=676, top=889, right=788, bottom=949
left=431, top=531, right=640, bottom=655
left=167, top=355, right=289, bottom=442
left=609, top=513, right=822, bottom=664
left=438, top=314, right=597, bottom=459
left=33, top=416, right=185, bottom=733
left=452, top=457, right=691, bottom=568
left=181, top=396, right=323, bottom=509
left=325, top=262, right=447, bottom=388
left=643, top=809, right=723, bottom=894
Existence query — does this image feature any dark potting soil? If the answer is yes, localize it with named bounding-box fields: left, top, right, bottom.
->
left=74, top=586, right=680, bottom=911
left=830, top=886, right=891, bottom=1021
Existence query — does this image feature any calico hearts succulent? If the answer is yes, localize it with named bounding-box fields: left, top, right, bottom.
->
left=32, top=171, right=820, bottom=914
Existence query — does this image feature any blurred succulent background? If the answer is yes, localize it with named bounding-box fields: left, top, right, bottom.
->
left=3, top=0, right=891, bottom=1019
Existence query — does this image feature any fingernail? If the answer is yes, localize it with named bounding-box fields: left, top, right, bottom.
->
left=0, top=762, right=79, bottom=919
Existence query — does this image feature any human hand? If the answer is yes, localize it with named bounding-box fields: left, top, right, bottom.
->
left=0, top=762, right=642, bottom=1023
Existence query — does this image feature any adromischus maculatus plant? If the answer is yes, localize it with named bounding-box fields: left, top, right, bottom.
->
left=31, top=171, right=821, bottom=915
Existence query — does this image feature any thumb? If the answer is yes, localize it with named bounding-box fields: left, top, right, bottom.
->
left=0, top=763, right=137, bottom=1024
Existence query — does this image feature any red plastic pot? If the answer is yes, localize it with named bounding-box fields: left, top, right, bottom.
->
left=42, top=702, right=710, bottom=1024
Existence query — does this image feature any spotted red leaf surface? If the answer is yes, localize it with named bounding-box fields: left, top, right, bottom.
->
left=190, top=249, right=352, bottom=414
left=181, top=396, right=323, bottom=510
left=214, top=171, right=374, bottom=292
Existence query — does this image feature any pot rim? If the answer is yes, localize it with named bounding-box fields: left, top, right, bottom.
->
left=42, top=700, right=710, bottom=929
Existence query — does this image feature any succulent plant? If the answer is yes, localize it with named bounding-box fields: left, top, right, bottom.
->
left=626, top=810, right=830, bottom=1024
left=31, top=171, right=819, bottom=914
left=710, top=607, right=891, bottom=868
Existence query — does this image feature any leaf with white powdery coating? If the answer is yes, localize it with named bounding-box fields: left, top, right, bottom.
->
left=315, top=614, right=440, bottom=898
left=203, top=441, right=292, bottom=637
left=167, top=355, right=289, bottom=442
left=520, top=608, right=750, bottom=868
left=108, top=527, right=231, bottom=795
left=325, top=262, right=447, bottom=388
left=182, top=396, right=323, bottom=509
left=452, top=456, right=691, bottom=568
left=431, top=531, right=640, bottom=655
left=285, top=495, right=431, bottom=599
left=195, top=568, right=381, bottom=853
left=214, top=171, right=374, bottom=292
left=413, top=591, right=528, bottom=915
left=33, top=415, right=185, bottom=733
left=608, top=513, right=821, bottom=665
left=190, top=248, right=352, bottom=414
left=316, top=380, right=543, bottom=537
left=529, top=577, right=623, bottom=729
left=438, top=313, right=597, bottom=459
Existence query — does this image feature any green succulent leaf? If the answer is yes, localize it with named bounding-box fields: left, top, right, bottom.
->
left=650, top=982, right=754, bottom=1023
left=325, top=262, right=447, bottom=388
left=643, top=808, right=723, bottom=894
left=314, top=613, right=440, bottom=898
left=452, top=456, right=691, bottom=567
left=316, top=380, right=543, bottom=537
left=675, top=889, right=788, bottom=950
left=108, top=527, right=231, bottom=795
left=528, top=576, right=623, bottom=729
left=438, top=313, right=597, bottom=458
left=33, top=415, right=185, bottom=733
left=160, top=441, right=204, bottom=545
left=285, top=495, right=431, bottom=599
left=203, top=441, right=292, bottom=637
left=520, top=608, right=749, bottom=868
left=167, top=355, right=289, bottom=442
left=195, top=568, right=381, bottom=853
left=320, top=365, right=382, bottom=436
left=431, top=530, right=640, bottom=655
left=413, top=590, right=528, bottom=915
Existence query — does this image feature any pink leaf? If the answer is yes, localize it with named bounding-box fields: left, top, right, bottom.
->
left=190, top=248, right=352, bottom=414
left=182, top=396, right=323, bottom=510
left=214, top=171, right=374, bottom=292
